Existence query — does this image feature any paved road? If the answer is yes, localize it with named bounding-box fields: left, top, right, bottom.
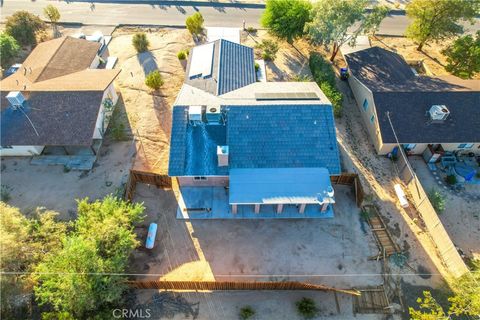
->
left=1, top=0, right=479, bottom=35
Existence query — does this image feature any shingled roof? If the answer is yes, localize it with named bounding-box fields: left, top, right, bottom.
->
left=344, top=46, right=480, bottom=144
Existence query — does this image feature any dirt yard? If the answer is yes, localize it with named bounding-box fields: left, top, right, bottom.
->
left=107, top=28, right=193, bottom=175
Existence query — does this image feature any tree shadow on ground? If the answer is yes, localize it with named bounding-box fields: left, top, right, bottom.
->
left=137, top=51, right=159, bottom=76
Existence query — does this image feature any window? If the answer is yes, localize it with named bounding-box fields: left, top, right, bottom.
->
left=193, top=176, right=208, bottom=181
left=458, top=143, right=474, bottom=149
left=404, top=144, right=416, bottom=150
left=370, top=114, right=375, bottom=123
left=362, top=99, right=369, bottom=111
left=0, top=146, right=13, bottom=149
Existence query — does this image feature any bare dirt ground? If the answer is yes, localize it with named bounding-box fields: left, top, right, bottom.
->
left=108, top=28, right=193, bottom=174
left=0, top=138, right=133, bottom=218
left=409, top=157, right=480, bottom=257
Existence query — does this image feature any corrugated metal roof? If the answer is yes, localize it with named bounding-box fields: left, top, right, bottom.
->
left=227, top=105, right=341, bottom=175
left=229, top=167, right=333, bottom=204
left=168, top=107, right=188, bottom=176
left=217, top=40, right=256, bottom=95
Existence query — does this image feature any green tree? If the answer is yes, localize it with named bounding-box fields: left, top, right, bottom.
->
left=363, top=6, right=389, bottom=36
left=256, top=39, right=279, bottom=61
left=43, top=5, right=60, bottom=25
left=0, top=33, right=20, bottom=68
left=306, top=0, right=386, bottom=61
left=442, top=31, right=480, bottom=79
left=145, top=70, right=164, bottom=90
left=405, top=0, right=480, bottom=51
left=186, top=12, right=204, bottom=36
left=261, top=0, right=312, bottom=43
left=33, top=196, right=144, bottom=319
left=132, top=32, right=149, bottom=53
left=5, top=10, right=46, bottom=46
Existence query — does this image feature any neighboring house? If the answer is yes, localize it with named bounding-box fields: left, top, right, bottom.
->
left=168, top=39, right=341, bottom=217
left=343, top=47, right=480, bottom=156
left=1, top=36, right=120, bottom=157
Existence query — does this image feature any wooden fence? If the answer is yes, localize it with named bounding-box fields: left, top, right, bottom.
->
left=127, top=280, right=360, bottom=296
left=125, top=170, right=172, bottom=200
left=331, top=173, right=364, bottom=207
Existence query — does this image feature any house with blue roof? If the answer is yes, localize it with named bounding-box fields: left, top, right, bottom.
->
left=168, top=39, right=342, bottom=219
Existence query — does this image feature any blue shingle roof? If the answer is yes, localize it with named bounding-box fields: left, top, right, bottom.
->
left=217, top=40, right=256, bottom=95
left=227, top=105, right=341, bottom=174
left=168, top=105, right=341, bottom=176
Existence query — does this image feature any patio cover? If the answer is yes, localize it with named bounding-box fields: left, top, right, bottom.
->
left=229, top=168, right=334, bottom=204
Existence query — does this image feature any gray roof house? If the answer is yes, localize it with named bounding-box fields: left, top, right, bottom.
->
left=343, top=46, right=480, bottom=156
left=168, top=40, right=341, bottom=219
left=0, top=36, right=120, bottom=168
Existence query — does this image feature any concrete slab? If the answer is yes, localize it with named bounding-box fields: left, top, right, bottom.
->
left=176, top=186, right=334, bottom=219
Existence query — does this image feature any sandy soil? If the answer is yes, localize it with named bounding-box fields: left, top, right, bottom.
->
left=0, top=139, right=134, bottom=217
left=108, top=28, right=193, bottom=174
left=409, top=157, right=480, bottom=257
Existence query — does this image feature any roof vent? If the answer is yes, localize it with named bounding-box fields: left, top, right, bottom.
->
left=188, top=105, right=202, bottom=124
left=206, top=106, right=221, bottom=124
left=217, top=145, right=229, bottom=167
left=6, top=91, right=25, bottom=109
left=429, top=105, right=450, bottom=121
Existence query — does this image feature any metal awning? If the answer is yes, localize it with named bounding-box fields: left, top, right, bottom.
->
left=229, top=168, right=334, bottom=205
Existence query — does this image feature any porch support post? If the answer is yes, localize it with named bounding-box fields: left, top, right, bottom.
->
left=276, top=204, right=283, bottom=214
left=254, top=204, right=260, bottom=214
left=299, top=203, right=306, bottom=214
left=90, top=145, right=97, bottom=155
left=232, top=204, right=237, bottom=215
left=63, top=146, right=69, bottom=155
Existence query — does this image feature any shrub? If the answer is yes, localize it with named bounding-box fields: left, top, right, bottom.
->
left=428, top=188, right=446, bottom=213
left=177, top=50, right=187, bottom=60
left=320, top=82, right=343, bottom=117
left=43, top=5, right=60, bottom=24
left=254, top=62, right=260, bottom=72
left=446, top=174, right=457, bottom=185
left=5, top=11, right=46, bottom=46
left=257, top=39, right=279, bottom=61
left=239, top=306, right=255, bottom=320
left=1, top=185, right=11, bottom=202
left=145, top=70, right=164, bottom=90
left=291, top=74, right=312, bottom=82
left=186, top=12, right=204, bottom=36
left=296, top=297, right=318, bottom=319
left=0, top=33, right=20, bottom=67
left=132, top=32, right=149, bottom=53
left=246, top=26, right=257, bottom=33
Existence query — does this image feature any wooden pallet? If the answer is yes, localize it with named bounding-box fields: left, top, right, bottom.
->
left=353, top=286, right=392, bottom=314
left=363, top=205, right=400, bottom=260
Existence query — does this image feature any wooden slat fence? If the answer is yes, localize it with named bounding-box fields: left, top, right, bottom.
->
left=127, top=280, right=360, bottom=296
left=125, top=170, right=172, bottom=200
left=331, top=173, right=364, bottom=207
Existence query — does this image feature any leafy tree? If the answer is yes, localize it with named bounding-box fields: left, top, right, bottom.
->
left=0, top=33, right=20, bottom=68
left=256, top=39, right=279, bottom=61
left=145, top=70, right=164, bottom=90
left=186, top=12, right=204, bottom=36
left=33, top=196, right=144, bottom=319
left=132, top=32, right=149, bottom=53
left=405, top=0, right=480, bottom=51
left=5, top=10, right=46, bottom=46
left=442, top=31, right=480, bottom=79
left=295, top=297, right=318, bottom=319
left=261, top=0, right=312, bottom=43
left=363, top=6, right=389, bottom=36
left=306, top=0, right=385, bottom=61
left=43, top=5, right=60, bottom=25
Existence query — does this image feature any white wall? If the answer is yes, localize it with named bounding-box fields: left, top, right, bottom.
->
left=89, top=55, right=101, bottom=69
left=92, top=83, right=119, bottom=139
left=0, top=146, right=44, bottom=156
left=178, top=176, right=229, bottom=187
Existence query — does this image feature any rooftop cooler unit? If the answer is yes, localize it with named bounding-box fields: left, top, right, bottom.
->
left=428, top=105, right=450, bottom=122
left=206, top=106, right=222, bottom=124
left=188, top=105, right=202, bottom=125
left=217, top=145, right=229, bottom=167
left=6, top=91, right=25, bottom=108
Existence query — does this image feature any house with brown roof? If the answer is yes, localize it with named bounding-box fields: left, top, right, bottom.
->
left=0, top=36, right=120, bottom=159
left=343, top=47, right=480, bottom=156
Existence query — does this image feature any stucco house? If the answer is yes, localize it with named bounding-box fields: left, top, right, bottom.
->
left=343, top=47, right=480, bottom=156
left=0, top=36, right=120, bottom=157
left=168, top=40, right=341, bottom=218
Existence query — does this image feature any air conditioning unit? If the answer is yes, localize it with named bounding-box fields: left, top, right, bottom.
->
left=206, top=106, right=221, bottom=124
left=429, top=105, right=450, bottom=121
left=217, top=145, right=229, bottom=167
left=188, top=105, right=202, bottom=123
left=6, top=91, right=25, bottom=108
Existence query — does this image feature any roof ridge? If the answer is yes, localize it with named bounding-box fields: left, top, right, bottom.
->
left=31, top=36, right=69, bottom=83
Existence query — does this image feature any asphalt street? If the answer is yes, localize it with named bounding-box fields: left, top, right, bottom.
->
left=1, top=0, right=479, bottom=36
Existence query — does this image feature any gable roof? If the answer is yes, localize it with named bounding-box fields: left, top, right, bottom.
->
left=184, top=39, right=256, bottom=96
left=1, top=91, right=105, bottom=146
left=344, top=46, right=480, bottom=144
left=168, top=104, right=341, bottom=176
